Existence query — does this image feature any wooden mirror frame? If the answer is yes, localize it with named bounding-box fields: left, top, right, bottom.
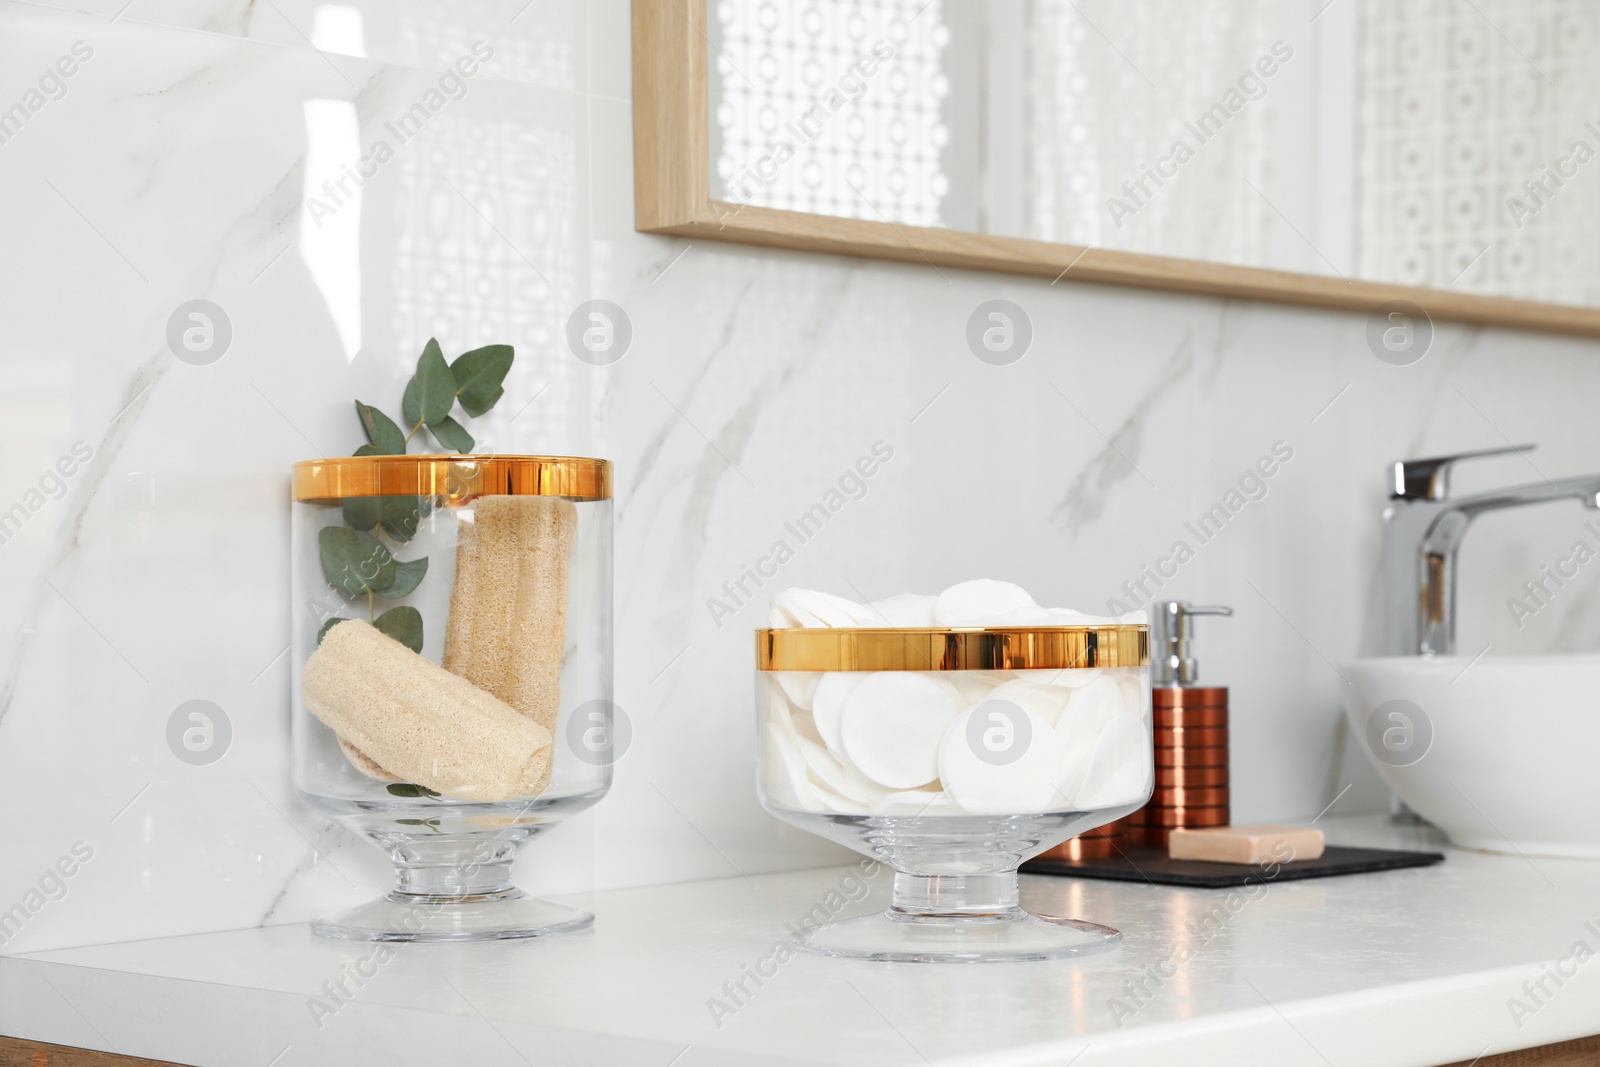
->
left=632, top=0, right=1600, bottom=338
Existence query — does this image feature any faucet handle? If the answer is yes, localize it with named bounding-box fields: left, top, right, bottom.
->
left=1391, top=443, right=1536, bottom=501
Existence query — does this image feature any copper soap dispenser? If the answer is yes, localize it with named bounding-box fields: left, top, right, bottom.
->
left=1128, top=601, right=1234, bottom=848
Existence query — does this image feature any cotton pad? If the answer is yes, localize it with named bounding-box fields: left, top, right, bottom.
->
left=1051, top=734, right=1096, bottom=810
left=789, top=708, right=826, bottom=748
left=840, top=672, right=960, bottom=789
left=986, top=679, right=1071, bottom=727
left=949, top=671, right=1004, bottom=704
left=769, top=588, right=873, bottom=628
left=796, top=735, right=887, bottom=805
left=763, top=702, right=821, bottom=810
left=1053, top=679, right=1129, bottom=805
left=760, top=581, right=1153, bottom=821
left=810, top=785, right=868, bottom=814
left=983, top=607, right=1065, bottom=626
left=938, top=702, right=1065, bottom=814
left=870, top=790, right=963, bottom=816
left=866, top=593, right=939, bottom=627
left=921, top=672, right=968, bottom=708
left=1118, top=674, right=1148, bottom=714
left=1074, top=713, right=1153, bottom=809
left=1041, top=667, right=1103, bottom=688
left=1055, top=674, right=1126, bottom=749
left=812, top=672, right=866, bottom=765
left=933, top=579, right=1038, bottom=625
left=776, top=671, right=821, bottom=711
left=769, top=583, right=1143, bottom=630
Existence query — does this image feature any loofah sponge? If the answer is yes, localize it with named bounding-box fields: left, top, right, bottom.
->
left=444, top=495, right=577, bottom=733
left=304, top=620, right=553, bottom=801
left=340, top=738, right=399, bottom=782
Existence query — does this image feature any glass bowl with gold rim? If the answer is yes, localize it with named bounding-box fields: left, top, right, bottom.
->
left=756, top=623, right=1151, bottom=962
left=291, top=454, right=614, bottom=942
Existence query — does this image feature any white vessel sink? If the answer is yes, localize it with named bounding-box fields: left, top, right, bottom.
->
left=1342, top=655, right=1600, bottom=858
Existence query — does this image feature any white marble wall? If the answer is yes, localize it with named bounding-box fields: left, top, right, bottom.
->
left=4, top=0, right=1600, bottom=954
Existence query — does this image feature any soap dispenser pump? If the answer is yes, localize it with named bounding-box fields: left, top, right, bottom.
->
left=1130, top=601, right=1235, bottom=848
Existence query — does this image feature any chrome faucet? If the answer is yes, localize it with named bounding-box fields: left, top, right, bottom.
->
left=1382, top=444, right=1600, bottom=656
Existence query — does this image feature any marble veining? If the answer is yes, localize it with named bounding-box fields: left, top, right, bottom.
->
left=0, top=346, right=170, bottom=727
left=619, top=273, right=756, bottom=517
left=1051, top=328, right=1195, bottom=538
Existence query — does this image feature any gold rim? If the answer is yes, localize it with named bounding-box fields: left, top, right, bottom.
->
left=756, top=626, right=1148, bottom=671
left=292, top=455, right=612, bottom=502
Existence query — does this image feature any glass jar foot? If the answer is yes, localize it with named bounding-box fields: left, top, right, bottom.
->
left=312, top=852, right=590, bottom=942
left=790, top=870, right=1121, bottom=963
left=312, top=889, right=593, bottom=943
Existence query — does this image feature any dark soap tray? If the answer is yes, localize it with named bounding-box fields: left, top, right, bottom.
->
left=1021, top=844, right=1445, bottom=888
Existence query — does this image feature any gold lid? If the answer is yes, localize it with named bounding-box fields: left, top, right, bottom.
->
left=756, top=626, right=1148, bottom=671
left=292, top=454, right=612, bottom=502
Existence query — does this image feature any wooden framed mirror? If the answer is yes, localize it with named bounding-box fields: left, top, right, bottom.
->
left=632, top=0, right=1600, bottom=337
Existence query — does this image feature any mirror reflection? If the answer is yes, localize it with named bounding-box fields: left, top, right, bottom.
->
left=709, top=1, right=1600, bottom=308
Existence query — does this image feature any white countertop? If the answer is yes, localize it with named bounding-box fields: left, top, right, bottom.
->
left=4, top=815, right=1599, bottom=1067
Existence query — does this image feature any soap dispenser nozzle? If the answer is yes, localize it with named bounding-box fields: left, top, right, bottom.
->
left=1152, top=601, right=1233, bottom=687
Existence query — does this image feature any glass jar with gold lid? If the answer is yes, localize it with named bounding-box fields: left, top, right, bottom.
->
left=757, top=623, right=1151, bottom=962
left=291, top=454, right=613, bottom=941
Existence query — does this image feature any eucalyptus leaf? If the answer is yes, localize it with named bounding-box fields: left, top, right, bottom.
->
left=318, top=526, right=396, bottom=599
left=316, top=617, right=350, bottom=645
left=353, top=444, right=384, bottom=457
left=401, top=376, right=421, bottom=429
left=386, top=783, right=441, bottom=799
left=415, top=339, right=456, bottom=426
left=429, top=415, right=474, bottom=454
left=379, top=495, right=428, bottom=542
left=342, top=496, right=380, bottom=532
left=450, top=345, right=514, bottom=417
left=379, top=556, right=429, bottom=599
left=373, top=605, right=424, bottom=652
left=355, top=401, right=405, bottom=454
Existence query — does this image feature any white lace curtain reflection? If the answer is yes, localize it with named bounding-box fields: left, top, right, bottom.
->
left=711, top=0, right=950, bottom=226
left=1360, top=0, right=1600, bottom=305
left=1028, top=0, right=1280, bottom=265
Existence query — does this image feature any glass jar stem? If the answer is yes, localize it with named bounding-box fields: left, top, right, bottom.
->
left=889, top=871, right=1021, bottom=919
left=391, top=839, right=520, bottom=899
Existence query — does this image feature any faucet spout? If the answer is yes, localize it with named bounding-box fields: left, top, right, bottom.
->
left=1386, top=472, right=1600, bottom=657
left=1441, top=476, right=1600, bottom=520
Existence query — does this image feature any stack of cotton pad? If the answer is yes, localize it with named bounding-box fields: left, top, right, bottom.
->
left=762, top=581, right=1152, bottom=817
left=768, top=579, right=1144, bottom=630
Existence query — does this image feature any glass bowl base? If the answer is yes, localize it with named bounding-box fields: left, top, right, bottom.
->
left=792, top=908, right=1121, bottom=963
left=311, top=889, right=593, bottom=943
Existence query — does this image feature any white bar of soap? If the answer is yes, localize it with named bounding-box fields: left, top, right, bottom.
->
left=1168, top=825, right=1326, bottom=865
